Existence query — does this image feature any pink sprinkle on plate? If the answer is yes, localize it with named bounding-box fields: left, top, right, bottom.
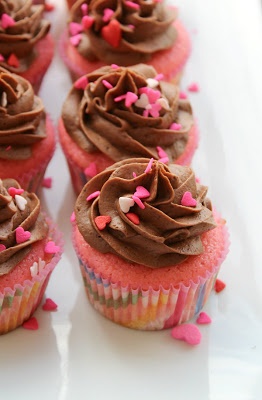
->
left=42, top=177, right=52, bottom=188
left=22, top=317, right=39, bottom=331
left=187, top=82, right=200, bottom=92
left=196, top=312, right=212, bottom=324
left=42, top=298, right=58, bottom=312
left=171, top=323, right=202, bottom=345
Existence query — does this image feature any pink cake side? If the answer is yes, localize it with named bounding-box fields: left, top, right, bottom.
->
left=0, top=115, right=56, bottom=191
left=59, top=19, right=191, bottom=82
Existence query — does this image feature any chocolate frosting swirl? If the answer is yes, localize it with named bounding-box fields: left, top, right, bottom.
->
left=75, top=158, right=216, bottom=268
left=69, top=0, right=177, bottom=65
left=0, top=178, right=48, bottom=275
left=0, top=0, right=50, bottom=72
left=62, top=64, right=193, bottom=162
left=0, top=66, right=46, bottom=160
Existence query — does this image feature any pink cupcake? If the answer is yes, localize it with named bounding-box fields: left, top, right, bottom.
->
left=59, top=0, right=191, bottom=83
left=0, top=0, right=54, bottom=93
left=0, top=67, right=56, bottom=192
left=72, top=158, right=229, bottom=330
left=59, top=64, right=199, bottom=195
left=0, top=178, right=63, bottom=334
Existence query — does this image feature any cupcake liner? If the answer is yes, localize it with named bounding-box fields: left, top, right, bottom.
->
left=0, top=114, right=56, bottom=193
left=59, top=17, right=191, bottom=83
left=0, top=216, right=63, bottom=334
left=73, top=222, right=229, bottom=331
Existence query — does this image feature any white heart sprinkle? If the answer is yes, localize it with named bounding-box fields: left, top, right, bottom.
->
left=15, top=194, right=27, bottom=211
left=1, top=92, right=7, bottom=107
left=135, top=93, right=149, bottom=108
left=119, top=197, right=135, bottom=213
left=156, top=97, right=170, bottom=110
left=146, top=78, right=159, bottom=88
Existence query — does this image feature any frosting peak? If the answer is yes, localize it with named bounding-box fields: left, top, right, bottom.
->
left=62, top=64, right=193, bottom=163
left=69, top=0, right=177, bottom=65
left=0, top=178, right=48, bottom=275
left=75, top=158, right=217, bottom=268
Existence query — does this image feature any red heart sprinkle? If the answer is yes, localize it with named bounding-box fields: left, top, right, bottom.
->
left=44, top=241, right=60, bottom=254
left=126, top=213, right=140, bottom=225
left=7, top=53, right=19, bottom=68
left=214, top=278, right=226, bottom=293
left=95, top=215, right=111, bottom=230
left=181, top=191, right=197, bottom=207
left=22, top=317, right=39, bottom=330
left=15, top=227, right=31, bottom=244
left=45, top=3, right=55, bottom=12
left=1, top=13, right=15, bottom=29
left=196, top=311, right=212, bottom=324
left=171, top=323, right=202, bottom=345
left=82, top=15, right=94, bottom=30
left=42, top=298, right=58, bottom=311
left=101, top=20, right=121, bottom=48
left=42, top=177, right=52, bottom=188
left=8, top=187, right=24, bottom=197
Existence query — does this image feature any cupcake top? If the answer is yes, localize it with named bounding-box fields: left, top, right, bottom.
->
left=75, top=158, right=217, bottom=268
left=68, top=0, right=177, bottom=65
left=0, top=178, right=48, bottom=275
left=62, top=64, right=194, bottom=163
left=0, top=0, right=50, bottom=73
left=0, top=66, right=47, bottom=160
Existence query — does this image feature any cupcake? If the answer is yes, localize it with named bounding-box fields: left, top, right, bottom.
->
left=0, top=0, right=54, bottom=93
left=72, top=158, right=229, bottom=330
left=59, top=0, right=191, bottom=82
left=0, top=67, right=56, bottom=192
left=0, top=178, right=62, bottom=334
left=59, top=64, right=198, bottom=195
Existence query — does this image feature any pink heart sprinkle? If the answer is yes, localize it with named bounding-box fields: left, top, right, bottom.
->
left=132, top=195, right=145, bottom=209
left=74, top=75, right=89, bottom=90
left=1, top=13, right=15, bottom=29
left=114, top=94, right=126, bottom=102
left=171, top=324, right=202, bottom=345
left=139, top=87, right=161, bottom=104
left=134, top=186, right=150, bottom=199
left=156, top=146, right=167, bottom=159
left=125, top=1, right=140, bottom=9
left=155, top=73, right=164, bottom=81
left=82, top=15, right=94, bottom=30
left=70, top=34, right=82, bottom=46
left=0, top=244, right=6, bottom=252
left=125, top=92, right=138, bottom=107
left=102, top=79, right=113, bottom=89
left=181, top=191, right=197, bottom=207
left=111, top=64, right=119, bottom=69
left=179, top=91, right=187, bottom=99
left=170, top=122, right=182, bottom=131
left=22, top=317, right=39, bottom=331
left=196, top=312, right=212, bottom=325
left=70, top=212, right=76, bottom=222
left=8, top=187, right=24, bottom=197
left=81, top=3, right=88, bottom=15
left=159, top=157, right=169, bottom=164
left=103, top=8, right=114, bottom=22
left=86, top=191, right=100, bottom=201
left=15, top=227, right=31, bottom=244
left=0, top=54, right=5, bottom=61
left=45, top=241, right=60, bottom=254
left=42, top=177, right=52, bottom=188
left=148, top=102, right=161, bottom=118
left=144, top=158, right=154, bottom=173
left=187, top=82, right=199, bottom=92
left=42, top=298, right=58, bottom=312
left=69, top=22, right=83, bottom=36
left=84, top=162, right=97, bottom=178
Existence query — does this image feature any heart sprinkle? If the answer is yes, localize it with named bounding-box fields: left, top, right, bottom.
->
left=8, top=187, right=24, bottom=197
left=0, top=244, right=6, bottom=252
left=42, top=177, right=52, bottom=188
left=102, top=79, right=113, bottom=89
left=101, top=20, right=121, bottom=48
left=171, top=324, right=202, bottom=345
left=146, top=78, right=159, bottom=88
left=170, top=122, right=182, bottom=131
left=156, top=146, right=169, bottom=164
left=1, top=13, right=15, bottom=29
left=214, top=279, right=226, bottom=293
left=82, top=15, right=94, bottom=30
left=45, top=241, right=60, bottom=254
left=144, top=158, right=154, bottom=173
left=84, top=162, right=97, bottom=178
left=125, top=92, right=138, bottom=107
left=126, top=1, right=140, bottom=10
left=134, top=186, right=150, bottom=199
left=86, top=191, right=100, bottom=201
left=70, top=34, right=82, bottom=46
left=42, top=298, right=58, bottom=312
left=179, top=91, right=187, bottom=99
left=196, top=312, right=212, bottom=324
left=181, top=191, right=197, bottom=207
left=132, top=195, right=145, bottom=209
left=69, top=22, right=83, bottom=36
left=74, top=75, right=89, bottom=90
left=119, top=197, right=135, bottom=213
left=22, top=317, right=39, bottom=331
left=7, top=53, right=19, bottom=68
left=15, top=227, right=31, bottom=244
left=126, top=212, right=140, bottom=225
left=94, top=215, right=111, bottom=230
left=188, top=82, right=199, bottom=92
left=70, top=212, right=76, bottom=222
left=15, top=194, right=27, bottom=211
left=103, top=8, right=114, bottom=22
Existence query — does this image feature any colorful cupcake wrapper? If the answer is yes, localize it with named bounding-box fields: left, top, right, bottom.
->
left=0, top=216, right=63, bottom=334
left=17, top=115, right=56, bottom=193
left=73, top=223, right=229, bottom=331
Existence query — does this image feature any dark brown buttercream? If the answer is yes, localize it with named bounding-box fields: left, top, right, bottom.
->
left=0, top=178, right=48, bottom=275
left=69, top=0, right=177, bottom=65
left=75, top=158, right=216, bottom=268
left=62, top=64, right=193, bottom=162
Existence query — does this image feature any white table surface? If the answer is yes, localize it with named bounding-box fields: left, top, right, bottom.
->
left=1, top=1, right=262, bottom=399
